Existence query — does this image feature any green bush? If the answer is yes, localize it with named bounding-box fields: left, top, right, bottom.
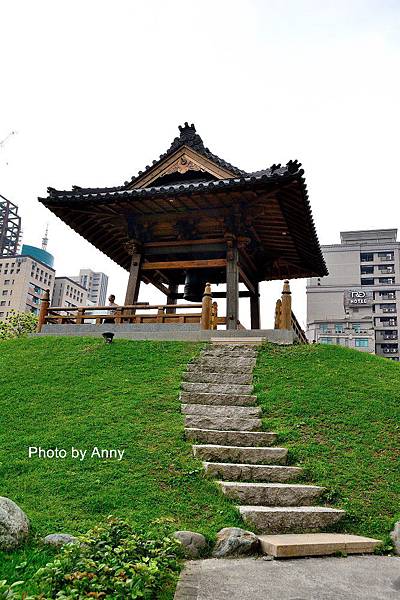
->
left=0, top=580, right=23, bottom=599
left=31, top=517, right=183, bottom=599
left=0, top=311, right=38, bottom=340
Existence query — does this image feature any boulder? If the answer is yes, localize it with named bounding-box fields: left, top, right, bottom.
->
left=0, top=497, right=29, bottom=551
left=213, top=527, right=259, bottom=558
left=174, top=530, right=207, bottom=558
left=43, top=533, right=79, bottom=548
left=390, top=521, right=400, bottom=555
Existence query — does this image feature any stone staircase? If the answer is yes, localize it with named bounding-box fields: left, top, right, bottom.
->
left=181, top=342, right=381, bottom=558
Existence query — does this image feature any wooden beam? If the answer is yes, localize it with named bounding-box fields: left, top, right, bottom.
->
left=125, top=251, right=142, bottom=305
left=239, top=268, right=256, bottom=296
left=166, top=284, right=179, bottom=314
left=226, top=243, right=239, bottom=330
left=142, top=259, right=226, bottom=271
left=250, top=281, right=261, bottom=330
left=170, top=291, right=252, bottom=299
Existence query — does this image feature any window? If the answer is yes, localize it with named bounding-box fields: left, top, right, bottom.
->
left=360, top=253, right=373, bottom=262
left=4, top=279, right=10, bottom=285
left=319, top=337, right=333, bottom=344
left=0, top=301, right=5, bottom=306
left=335, top=324, right=344, bottom=333
left=378, top=252, right=394, bottom=260
left=379, top=278, right=395, bottom=284
left=361, top=278, right=374, bottom=286
left=319, top=324, right=328, bottom=333
left=2, top=290, right=8, bottom=296
left=361, top=266, right=374, bottom=275
left=353, top=323, right=361, bottom=333
left=355, top=338, right=369, bottom=347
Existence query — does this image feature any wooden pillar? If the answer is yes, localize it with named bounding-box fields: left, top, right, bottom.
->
left=226, top=240, right=239, bottom=330
left=250, top=281, right=260, bottom=330
left=124, top=244, right=142, bottom=306
left=166, top=284, right=178, bottom=314
left=281, top=280, right=292, bottom=329
left=201, top=282, right=212, bottom=330
left=37, top=289, right=50, bottom=332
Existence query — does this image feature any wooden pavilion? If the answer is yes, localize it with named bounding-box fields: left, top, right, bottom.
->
left=39, top=123, right=327, bottom=330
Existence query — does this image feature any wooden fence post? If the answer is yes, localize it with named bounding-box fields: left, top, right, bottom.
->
left=274, top=298, right=282, bottom=329
left=37, top=289, right=50, bottom=332
left=201, top=283, right=212, bottom=330
left=281, top=280, right=292, bottom=329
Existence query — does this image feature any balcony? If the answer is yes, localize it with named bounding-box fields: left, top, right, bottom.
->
left=383, top=334, right=398, bottom=340
left=382, top=347, right=399, bottom=354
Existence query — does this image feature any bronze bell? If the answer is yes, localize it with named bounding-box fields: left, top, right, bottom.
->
left=183, top=270, right=208, bottom=302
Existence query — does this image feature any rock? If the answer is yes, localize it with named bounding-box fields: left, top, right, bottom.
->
left=390, top=521, right=400, bottom=555
left=0, top=496, right=29, bottom=551
left=174, top=530, right=207, bottom=558
left=212, top=527, right=259, bottom=558
left=43, top=533, right=79, bottom=548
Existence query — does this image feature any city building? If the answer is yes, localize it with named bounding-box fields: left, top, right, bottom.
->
left=52, top=277, right=88, bottom=308
left=0, top=195, right=22, bottom=256
left=307, top=229, right=400, bottom=361
left=71, top=269, right=108, bottom=306
left=0, top=245, right=55, bottom=319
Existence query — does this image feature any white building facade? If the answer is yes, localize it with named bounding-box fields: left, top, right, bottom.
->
left=72, top=269, right=108, bottom=306
left=307, top=229, right=399, bottom=361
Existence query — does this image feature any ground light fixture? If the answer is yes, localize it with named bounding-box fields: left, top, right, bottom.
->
left=102, top=332, right=114, bottom=344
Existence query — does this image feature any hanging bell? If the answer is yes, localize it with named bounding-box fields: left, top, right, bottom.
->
left=183, top=270, right=208, bottom=302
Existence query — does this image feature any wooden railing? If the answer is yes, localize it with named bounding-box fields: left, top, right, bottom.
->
left=274, top=280, right=308, bottom=344
left=37, top=284, right=226, bottom=333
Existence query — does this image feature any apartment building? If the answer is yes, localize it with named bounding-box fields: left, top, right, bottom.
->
left=307, top=229, right=400, bottom=361
left=0, top=248, right=55, bottom=320
left=71, top=269, right=108, bottom=305
left=52, top=277, right=88, bottom=308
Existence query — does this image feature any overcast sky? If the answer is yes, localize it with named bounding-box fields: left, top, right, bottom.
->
left=1, top=0, right=399, bottom=328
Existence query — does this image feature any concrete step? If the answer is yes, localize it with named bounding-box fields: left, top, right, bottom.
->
left=181, top=404, right=261, bottom=418
left=185, top=429, right=277, bottom=446
left=185, top=415, right=262, bottom=431
left=181, top=382, right=254, bottom=395
left=203, top=462, right=303, bottom=482
left=180, top=391, right=257, bottom=406
left=258, top=533, right=382, bottom=558
left=219, top=482, right=324, bottom=506
left=239, top=506, right=345, bottom=534
left=193, top=445, right=287, bottom=464
left=202, top=347, right=257, bottom=357
left=182, top=371, right=253, bottom=385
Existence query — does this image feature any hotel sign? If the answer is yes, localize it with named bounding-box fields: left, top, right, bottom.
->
left=344, top=290, right=373, bottom=308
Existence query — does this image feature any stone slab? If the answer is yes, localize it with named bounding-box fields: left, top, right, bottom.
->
left=181, top=383, right=254, bottom=395
left=239, top=505, right=345, bottom=533
left=174, top=556, right=400, bottom=600
left=258, top=533, right=382, bottom=558
left=185, top=415, right=262, bottom=432
left=180, top=392, right=257, bottom=406
left=182, top=371, right=253, bottom=384
left=185, top=429, right=277, bottom=446
left=219, top=482, right=324, bottom=506
left=182, top=404, right=261, bottom=417
left=203, top=462, right=302, bottom=482
left=193, top=445, right=287, bottom=464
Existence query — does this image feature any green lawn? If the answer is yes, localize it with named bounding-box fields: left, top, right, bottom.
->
left=0, top=337, right=242, bottom=588
left=254, top=343, right=400, bottom=549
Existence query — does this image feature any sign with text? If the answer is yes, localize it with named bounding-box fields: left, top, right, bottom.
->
left=344, top=289, right=373, bottom=308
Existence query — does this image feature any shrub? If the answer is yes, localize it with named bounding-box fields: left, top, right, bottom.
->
left=31, top=517, right=184, bottom=599
left=0, top=580, right=23, bottom=600
left=0, top=311, right=38, bottom=340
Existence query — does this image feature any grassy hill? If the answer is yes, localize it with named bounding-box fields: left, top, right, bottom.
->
left=0, top=337, right=241, bottom=585
left=254, top=343, right=400, bottom=547
left=0, top=337, right=399, bottom=591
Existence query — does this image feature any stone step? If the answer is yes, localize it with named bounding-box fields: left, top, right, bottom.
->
left=182, top=371, right=253, bottom=385
left=185, top=415, right=261, bottom=431
left=202, top=347, right=257, bottom=356
left=258, top=533, right=382, bottom=558
left=181, top=404, right=261, bottom=418
left=218, top=482, right=324, bottom=506
left=181, top=382, right=254, bottom=395
left=211, top=337, right=265, bottom=346
left=239, top=506, right=345, bottom=534
left=193, top=445, right=287, bottom=464
left=180, top=391, right=257, bottom=406
left=187, top=362, right=255, bottom=374
left=185, top=429, right=277, bottom=446
left=192, top=357, right=257, bottom=369
left=204, top=462, right=303, bottom=482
